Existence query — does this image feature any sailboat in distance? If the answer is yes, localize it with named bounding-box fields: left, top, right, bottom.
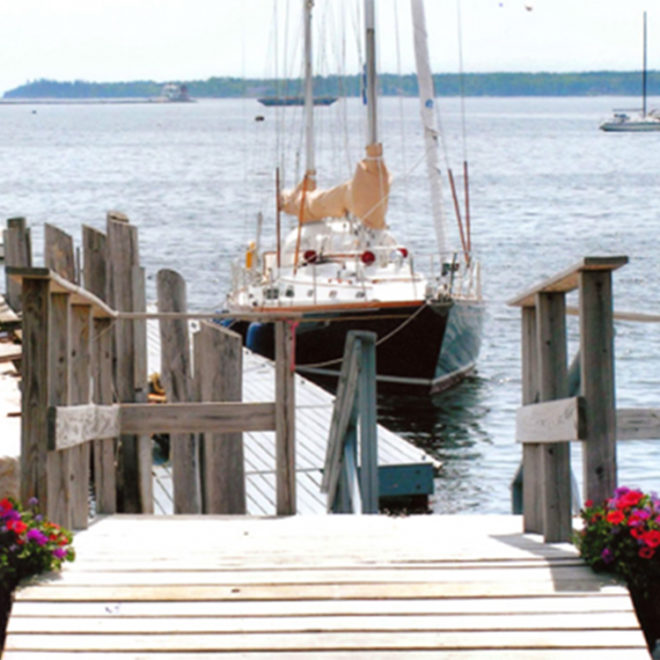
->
left=600, top=11, right=660, bottom=132
left=225, top=0, right=484, bottom=394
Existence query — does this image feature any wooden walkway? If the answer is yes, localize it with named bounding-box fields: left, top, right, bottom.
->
left=4, top=514, right=648, bottom=658
left=152, top=348, right=437, bottom=515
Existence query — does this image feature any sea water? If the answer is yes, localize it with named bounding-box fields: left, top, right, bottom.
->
left=0, top=95, right=659, bottom=513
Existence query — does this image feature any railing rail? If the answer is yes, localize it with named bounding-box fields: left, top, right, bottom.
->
left=322, top=330, right=378, bottom=513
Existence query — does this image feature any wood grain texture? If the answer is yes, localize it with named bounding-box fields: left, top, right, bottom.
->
left=516, top=397, right=585, bottom=444
left=4, top=514, right=648, bottom=658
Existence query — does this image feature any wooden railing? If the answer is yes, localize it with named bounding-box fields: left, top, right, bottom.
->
left=322, top=331, right=378, bottom=513
left=7, top=215, right=296, bottom=529
left=509, top=256, right=629, bottom=543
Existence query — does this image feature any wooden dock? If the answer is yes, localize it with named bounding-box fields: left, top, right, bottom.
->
left=4, top=514, right=648, bottom=658
left=152, top=347, right=437, bottom=515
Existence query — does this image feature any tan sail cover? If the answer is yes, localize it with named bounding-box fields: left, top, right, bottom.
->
left=280, top=143, right=390, bottom=229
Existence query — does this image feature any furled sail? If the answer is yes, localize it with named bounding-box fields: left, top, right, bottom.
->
left=280, top=143, right=390, bottom=230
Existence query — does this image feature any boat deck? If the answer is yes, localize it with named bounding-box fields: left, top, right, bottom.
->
left=152, top=348, right=437, bottom=515
left=4, top=513, right=647, bottom=658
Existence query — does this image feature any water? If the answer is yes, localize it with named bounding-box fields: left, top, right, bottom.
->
left=1, top=95, right=659, bottom=513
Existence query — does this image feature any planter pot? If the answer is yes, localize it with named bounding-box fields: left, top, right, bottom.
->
left=0, top=584, right=13, bottom=651
left=628, top=581, right=660, bottom=655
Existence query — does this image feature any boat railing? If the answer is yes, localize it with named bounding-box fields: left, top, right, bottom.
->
left=321, top=331, right=378, bottom=513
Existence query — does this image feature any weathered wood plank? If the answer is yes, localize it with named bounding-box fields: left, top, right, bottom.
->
left=520, top=306, right=542, bottom=533
left=3, top=216, right=32, bottom=312
left=516, top=397, right=585, bottom=444
left=20, top=279, right=50, bottom=509
left=6, top=267, right=115, bottom=318
left=6, top=611, right=641, bottom=634
left=3, top=629, right=645, bottom=652
left=536, top=292, right=571, bottom=543
left=82, top=225, right=107, bottom=301
left=1, top=651, right=650, bottom=660
left=92, top=318, right=116, bottom=513
left=617, top=407, right=660, bottom=440
left=580, top=269, right=617, bottom=504
left=69, top=304, right=93, bottom=529
left=46, top=292, right=72, bottom=529
left=274, top=321, right=296, bottom=515
left=44, top=223, right=76, bottom=282
left=49, top=402, right=275, bottom=449
left=198, top=322, right=246, bottom=514
left=158, top=268, right=200, bottom=514
left=508, top=256, right=628, bottom=307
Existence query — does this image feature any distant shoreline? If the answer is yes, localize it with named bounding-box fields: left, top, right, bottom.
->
left=4, top=71, right=660, bottom=101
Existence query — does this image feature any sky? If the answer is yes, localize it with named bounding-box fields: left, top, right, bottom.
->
left=0, top=0, right=657, bottom=95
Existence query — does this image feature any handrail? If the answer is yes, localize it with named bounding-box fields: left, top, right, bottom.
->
left=322, top=330, right=378, bottom=513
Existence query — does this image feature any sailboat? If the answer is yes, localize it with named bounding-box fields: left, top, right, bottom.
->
left=225, top=0, right=484, bottom=393
left=600, top=11, right=660, bottom=132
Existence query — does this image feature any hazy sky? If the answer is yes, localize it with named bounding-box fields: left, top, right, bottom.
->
left=0, top=0, right=656, bottom=95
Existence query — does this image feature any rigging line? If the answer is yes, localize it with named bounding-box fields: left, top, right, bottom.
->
left=455, top=0, right=471, bottom=253
left=392, top=0, right=411, bottom=241
left=455, top=0, right=469, bottom=162
left=295, top=300, right=433, bottom=369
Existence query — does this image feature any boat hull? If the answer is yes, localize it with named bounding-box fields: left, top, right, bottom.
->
left=229, top=298, right=484, bottom=393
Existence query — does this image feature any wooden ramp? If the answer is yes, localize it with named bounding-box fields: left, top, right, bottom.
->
left=4, top=514, right=648, bottom=658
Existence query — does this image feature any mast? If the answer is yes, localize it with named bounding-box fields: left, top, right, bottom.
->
left=364, top=0, right=378, bottom=144
left=410, top=0, right=448, bottom=258
left=643, top=11, right=648, bottom=117
left=304, top=0, right=315, bottom=175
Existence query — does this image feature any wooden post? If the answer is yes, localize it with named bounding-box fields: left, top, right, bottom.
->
left=536, top=292, right=571, bottom=542
left=521, top=306, right=542, bottom=533
left=92, top=318, right=116, bottom=513
left=82, top=225, right=117, bottom=513
left=20, top=279, right=50, bottom=508
left=132, top=265, right=153, bottom=512
left=106, top=217, right=151, bottom=513
left=46, top=292, right=72, bottom=528
left=580, top=270, right=617, bottom=504
left=82, top=225, right=108, bottom=301
left=4, top=217, right=32, bottom=312
left=357, top=333, right=378, bottom=514
left=197, top=322, right=246, bottom=514
left=157, top=269, right=200, bottom=514
left=275, top=321, right=296, bottom=515
left=44, top=224, right=76, bottom=282
left=69, top=304, right=92, bottom=529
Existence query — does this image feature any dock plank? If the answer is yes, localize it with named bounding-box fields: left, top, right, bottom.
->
left=4, top=514, right=648, bottom=658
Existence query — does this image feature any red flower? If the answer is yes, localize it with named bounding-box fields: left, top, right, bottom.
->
left=585, top=499, right=594, bottom=508
left=640, top=546, right=656, bottom=559
left=642, top=530, right=660, bottom=549
left=630, top=527, right=645, bottom=539
left=607, top=510, right=625, bottom=525
left=617, top=490, right=644, bottom=509
left=7, top=519, right=28, bottom=534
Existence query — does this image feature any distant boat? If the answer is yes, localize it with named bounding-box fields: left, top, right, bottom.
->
left=600, top=12, right=660, bottom=132
left=257, top=96, right=337, bottom=107
left=158, top=83, right=194, bottom=103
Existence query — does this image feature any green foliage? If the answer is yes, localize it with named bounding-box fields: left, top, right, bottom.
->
left=574, top=487, right=660, bottom=592
left=0, top=497, right=74, bottom=592
left=5, top=71, right=660, bottom=99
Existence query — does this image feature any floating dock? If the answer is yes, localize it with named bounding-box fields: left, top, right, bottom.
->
left=153, top=347, right=437, bottom=515
left=4, top=514, right=647, bottom=658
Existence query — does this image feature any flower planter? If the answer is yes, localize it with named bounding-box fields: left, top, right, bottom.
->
left=0, top=584, right=12, bottom=651
left=628, top=580, right=660, bottom=654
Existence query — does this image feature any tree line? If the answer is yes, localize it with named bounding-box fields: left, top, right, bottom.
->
left=4, top=72, right=660, bottom=99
